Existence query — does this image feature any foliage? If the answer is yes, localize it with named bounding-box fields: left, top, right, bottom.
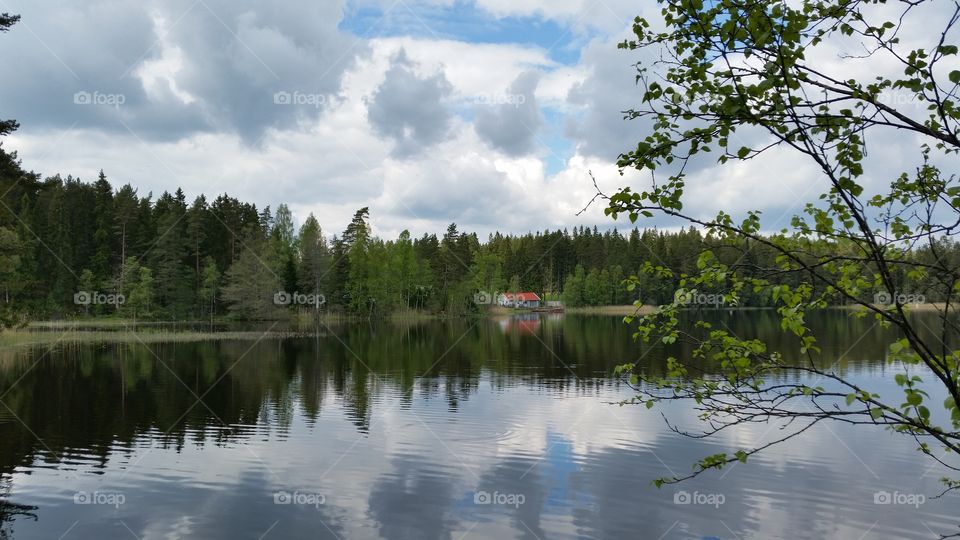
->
left=1, top=148, right=763, bottom=319
left=605, top=0, right=960, bottom=503
left=0, top=13, right=17, bottom=138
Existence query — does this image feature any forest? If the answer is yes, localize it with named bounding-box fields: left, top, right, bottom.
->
left=0, top=145, right=953, bottom=322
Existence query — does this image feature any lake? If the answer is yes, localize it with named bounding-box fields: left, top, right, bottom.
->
left=0, top=312, right=956, bottom=539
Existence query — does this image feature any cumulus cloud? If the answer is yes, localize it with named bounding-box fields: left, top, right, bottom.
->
left=474, top=70, right=543, bottom=156
left=2, top=0, right=879, bottom=239
left=0, top=0, right=361, bottom=143
left=564, top=34, right=649, bottom=162
left=365, top=49, right=454, bottom=158
left=3, top=25, right=663, bottom=238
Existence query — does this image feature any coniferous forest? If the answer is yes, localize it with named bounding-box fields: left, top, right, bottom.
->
left=0, top=145, right=954, bottom=322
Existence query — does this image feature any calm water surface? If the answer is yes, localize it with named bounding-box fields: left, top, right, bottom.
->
left=0, top=312, right=956, bottom=539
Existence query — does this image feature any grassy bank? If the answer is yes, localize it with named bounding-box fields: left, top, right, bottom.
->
left=563, top=305, right=657, bottom=316
left=564, top=303, right=957, bottom=316
left=1, top=310, right=463, bottom=350
left=850, top=302, right=957, bottom=312
left=0, top=304, right=859, bottom=351
left=28, top=319, right=212, bottom=329
left=1, top=305, right=659, bottom=350
left=0, top=328, right=303, bottom=350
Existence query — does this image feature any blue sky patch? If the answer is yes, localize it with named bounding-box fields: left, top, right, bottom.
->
left=340, top=1, right=589, bottom=65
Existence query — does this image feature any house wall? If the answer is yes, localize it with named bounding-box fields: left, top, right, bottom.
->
left=499, top=295, right=541, bottom=308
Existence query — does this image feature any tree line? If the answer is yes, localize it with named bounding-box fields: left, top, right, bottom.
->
left=0, top=146, right=955, bottom=322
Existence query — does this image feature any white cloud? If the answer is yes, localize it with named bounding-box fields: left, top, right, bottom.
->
left=3, top=0, right=893, bottom=239
left=369, top=37, right=557, bottom=100
left=7, top=21, right=632, bottom=238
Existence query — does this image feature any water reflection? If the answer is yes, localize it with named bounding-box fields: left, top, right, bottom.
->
left=0, top=311, right=956, bottom=539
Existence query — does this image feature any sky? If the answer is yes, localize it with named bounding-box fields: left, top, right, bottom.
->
left=0, top=0, right=934, bottom=239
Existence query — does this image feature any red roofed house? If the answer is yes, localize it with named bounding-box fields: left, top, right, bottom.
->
left=497, top=292, right=541, bottom=309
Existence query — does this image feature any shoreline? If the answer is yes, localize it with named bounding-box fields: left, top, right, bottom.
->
left=20, top=300, right=953, bottom=329
left=843, top=302, right=955, bottom=312
left=561, top=305, right=657, bottom=316
left=4, top=302, right=951, bottom=351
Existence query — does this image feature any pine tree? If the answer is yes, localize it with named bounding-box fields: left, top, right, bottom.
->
left=90, top=171, right=116, bottom=286
left=150, top=191, right=190, bottom=317
left=114, top=184, right=139, bottom=295
left=344, top=208, right=371, bottom=313
left=394, top=230, right=421, bottom=308
left=270, top=204, right=297, bottom=293
left=186, top=195, right=209, bottom=304
left=297, top=214, right=329, bottom=301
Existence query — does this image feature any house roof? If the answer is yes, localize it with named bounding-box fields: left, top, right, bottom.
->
left=502, top=292, right=541, bottom=301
